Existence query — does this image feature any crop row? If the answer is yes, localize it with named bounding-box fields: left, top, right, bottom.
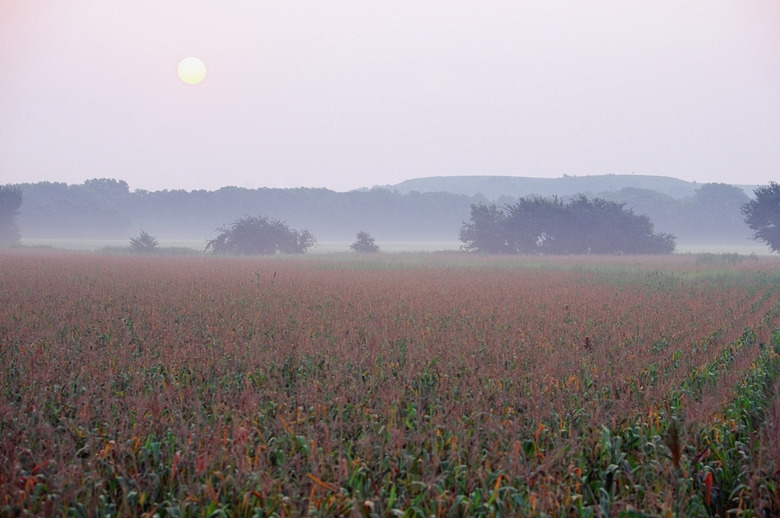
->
left=1, top=251, right=780, bottom=515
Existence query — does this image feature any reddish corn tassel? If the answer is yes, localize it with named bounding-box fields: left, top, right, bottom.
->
left=703, top=472, right=714, bottom=506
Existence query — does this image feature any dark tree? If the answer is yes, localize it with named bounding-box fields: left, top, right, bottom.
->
left=130, top=230, right=159, bottom=254
left=0, top=185, right=23, bottom=246
left=504, top=196, right=569, bottom=253
left=564, top=195, right=675, bottom=254
left=459, top=203, right=513, bottom=253
left=351, top=231, right=379, bottom=253
left=206, top=215, right=316, bottom=255
left=460, top=195, right=675, bottom=255
left=741, top=182, right=780, bottom=252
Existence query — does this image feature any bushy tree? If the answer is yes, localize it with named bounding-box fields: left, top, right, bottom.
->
left=130, top=230, right=159, bottom=254
left=0, top=185, right=23, bottom=246
left=206, top=215, right=316, bottom=255
left=459, top=203, right=513, bottom=253
left=562, top=195, right=675, bottom=254
left=741, top=182, right=780, bottom=252
left=460, top=195, right=676, bottom=254
left=504, top=196, right=569, bottom=253
left=351, top=231, right=379, bottom=253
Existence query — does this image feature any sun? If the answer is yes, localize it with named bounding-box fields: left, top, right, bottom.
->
left=177, top=57, right=207, bottom=85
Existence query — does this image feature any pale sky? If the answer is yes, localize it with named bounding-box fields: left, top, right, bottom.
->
left=2, top=1, right=779, bottom=192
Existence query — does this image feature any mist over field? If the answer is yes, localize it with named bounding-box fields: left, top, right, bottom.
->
left=7, top=174, right=758, bottom=252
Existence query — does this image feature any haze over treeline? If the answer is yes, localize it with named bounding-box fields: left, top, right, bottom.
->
left=9, top=175, right=753, bottom=247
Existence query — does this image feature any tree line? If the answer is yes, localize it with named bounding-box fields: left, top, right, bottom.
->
left=460, top=195, right=676, bottom=254
left=8, top=179, right=474, bottom=242
left=1, top=178, right=775, bottom=253
left=0, top=185, right=22, bottom=246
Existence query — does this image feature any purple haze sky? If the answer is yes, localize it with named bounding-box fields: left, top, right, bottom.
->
left=2, top=1, right=779, bottom=192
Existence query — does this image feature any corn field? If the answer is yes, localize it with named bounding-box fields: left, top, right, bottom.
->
left=2, top=250, right=780, bottom=516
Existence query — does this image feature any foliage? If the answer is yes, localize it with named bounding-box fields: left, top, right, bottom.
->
left=205, top=215, right=316, bottom=255
left=0, top=185, right=23, bottom=246
left=461, top=195, right=676, bottom=254
left=129, top=230, right=159, bottom=254
left=742, top=181, right=780, bottom=252
left=350, top=230, right=379, bottom=253
left=3, top=252, right=780, bottom=515
left=83, top=177, right=130, bottom=196
left=459, top=202, right=515, bottom=254
left=8, top=178, right=752, bottom=245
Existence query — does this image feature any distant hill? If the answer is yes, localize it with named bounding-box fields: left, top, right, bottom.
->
left=388, top=174, right=753, bottom=200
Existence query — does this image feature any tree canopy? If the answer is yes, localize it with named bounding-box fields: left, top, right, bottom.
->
left=351, top=231, right=380, bottom=253
left=0, top=185, right=23, bottom=246
left=741, top=182, right=780, bottom=252
left=460, top=195, right=676, bottom=255
left=7, top=178, right=753, bottom=245
left=130, top=230, right=159, bottom=254
left=206, top=215, right=316, bottom=255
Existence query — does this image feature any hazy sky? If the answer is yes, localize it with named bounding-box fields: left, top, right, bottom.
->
left=2, top=1, right=779, bottom=192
